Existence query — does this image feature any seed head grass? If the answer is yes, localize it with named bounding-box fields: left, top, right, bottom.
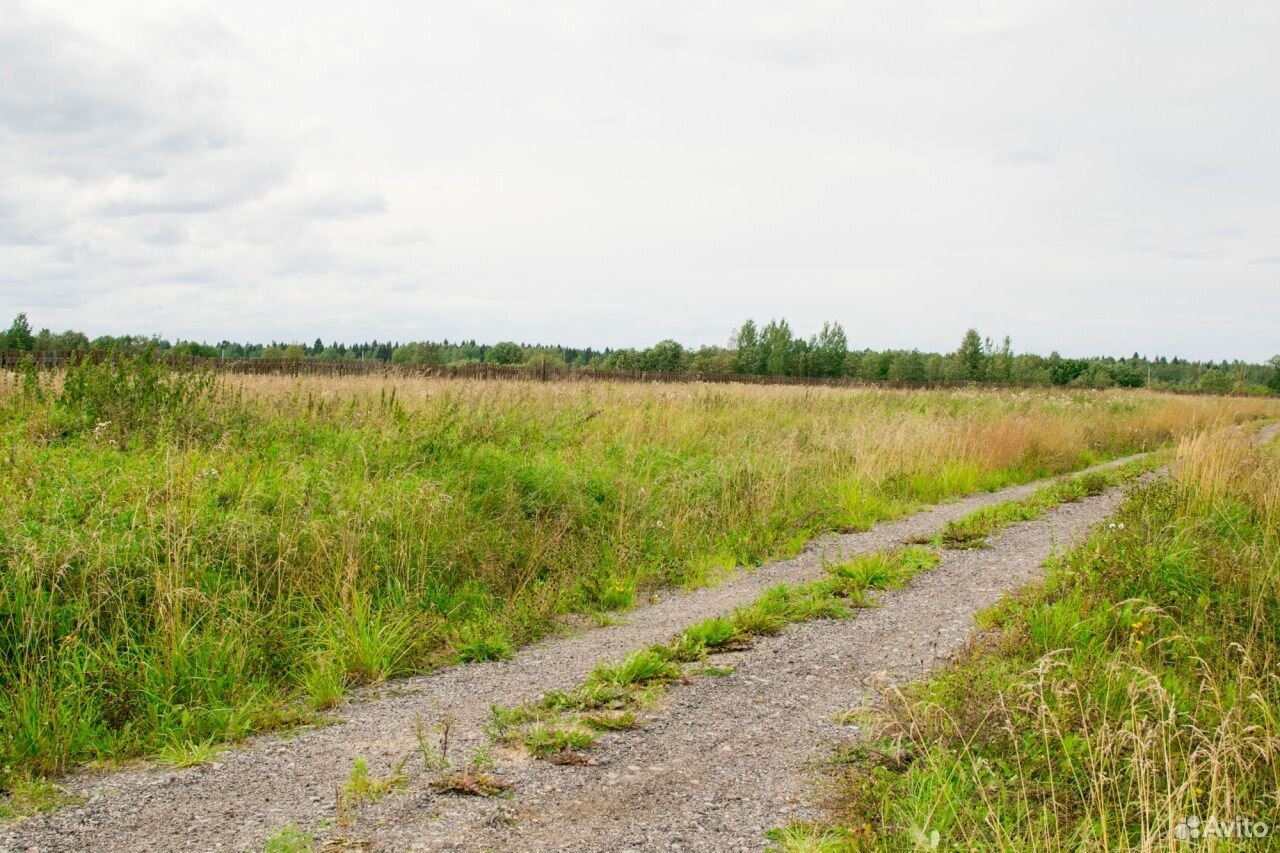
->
left=802, top=425, right=1280, bottom=851
left=0, top=364, right=1273, bottom=787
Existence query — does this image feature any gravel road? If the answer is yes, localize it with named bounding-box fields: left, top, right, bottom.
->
left=358, top=481, right=1130, bottom=853
left=0, top=452, right=1159, bottom=853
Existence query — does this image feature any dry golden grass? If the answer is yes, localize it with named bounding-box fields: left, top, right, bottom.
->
left=0, top=365, right=1276, bottom=791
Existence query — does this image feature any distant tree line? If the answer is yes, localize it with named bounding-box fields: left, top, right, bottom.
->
left=3, top=312, right=1278, bottom=394
left=593, top=320, right=1280, bottom=394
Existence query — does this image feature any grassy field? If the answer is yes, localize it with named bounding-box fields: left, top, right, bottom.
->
left=783, top=426, right=1280, bottom=851
left=1, top=357, right=1276, bottom=791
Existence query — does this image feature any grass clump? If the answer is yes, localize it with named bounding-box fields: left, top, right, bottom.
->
left=156, top=736, right=225, bottom=769
left=813, top=428, right=1280, bottom=851
left=588, top=650, right=682, bottom=688
left=523, top=725, right=597, bottom=757
left=726, top=573, right=870, bottom=638
left=826, top=547, right=938, bottom=590
left=262, top=824, right=315, bottom=853
left=938, top=499, right=1043, bottom=548
left=936, top=457, right=1159, bottom=549
left=0, top=777, right=83, bottom=822
left=681, top=617, right=738, bottom=651
left=697, top=664, right=736, bottom=677
left=496, top=545, right=945, bottom=762
left=728, top=601, right=789, bottom=636
left=300, top=659, right=347, bottom=711
left=581, top=711, right=641, bottom=731
left=578, top=574, right=636, bottom=612
left=765, top=824, right=855, bottom=853
left=338, top=756, right=406, bottom=812
left=454, top=623, right=515, bottom=663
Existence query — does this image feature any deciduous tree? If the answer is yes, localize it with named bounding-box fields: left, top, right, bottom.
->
left=5, top=313, right=34, bottom=351
left=487, top=341, right=524, bottom=365
left=956, top=328, right=985, bottom=380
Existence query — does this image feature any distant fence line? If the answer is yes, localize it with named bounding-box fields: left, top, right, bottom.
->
left=0, top=348, right=1232, bottom=396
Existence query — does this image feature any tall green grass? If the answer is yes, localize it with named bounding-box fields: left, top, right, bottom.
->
left=0, top=361, right=1273, bottom=790
left=797, top=426, right=1280, bottom=852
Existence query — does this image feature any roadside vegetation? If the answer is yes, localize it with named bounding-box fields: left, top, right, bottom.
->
left=488, top=463, right=1158, bottom=763
left=926, top=455, right=1161, bottom=550
left=0, top=356, right=1275, bottom=800
left=488, top=546, right=945, bottom=762
left=777, top=426, right=1280, bottom=852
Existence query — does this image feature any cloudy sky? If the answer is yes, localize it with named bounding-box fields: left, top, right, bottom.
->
left=2, top=1, right=1278, bottom=360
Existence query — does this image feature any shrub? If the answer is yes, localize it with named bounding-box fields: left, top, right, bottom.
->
left=53, top=351, right=223, bottom=445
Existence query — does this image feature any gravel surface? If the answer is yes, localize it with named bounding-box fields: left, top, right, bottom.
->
left=362, top=483, right=1130, bottom=853
left=0, top=453, right=1154, bottom=853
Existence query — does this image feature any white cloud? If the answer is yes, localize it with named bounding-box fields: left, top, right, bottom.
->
left=1, top=0, right=1278, bottom=360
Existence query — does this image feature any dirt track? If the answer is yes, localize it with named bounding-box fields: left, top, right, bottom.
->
left=0, top=451, right=1167, bottom=853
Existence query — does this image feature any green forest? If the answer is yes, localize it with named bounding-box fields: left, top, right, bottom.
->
left=3, top=312, right=1278, bottom=394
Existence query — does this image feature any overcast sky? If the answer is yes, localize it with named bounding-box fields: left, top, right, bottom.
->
left=2, top=1, right=1278, bottom=360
